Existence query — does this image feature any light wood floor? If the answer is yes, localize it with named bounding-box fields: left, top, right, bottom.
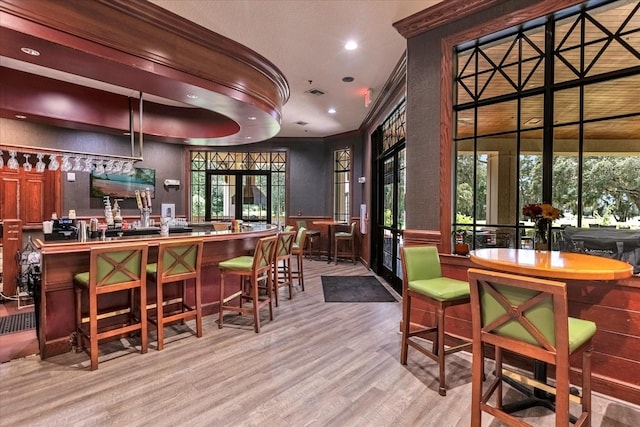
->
left=0, top=258, right=638, bottom=426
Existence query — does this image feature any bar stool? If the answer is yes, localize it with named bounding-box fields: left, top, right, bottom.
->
left=291, top=227, right=308, bottom=292
left=467, top=268, right=595, bottom=427
left=400, top=245, right=472, bottom=396
left=273, top=230, right=296, bottom=307
left=296, top=220, right=321, bottom=259
left=334, top=221, right=356, bottom=264
left=218, top=235, right=277, bottom=333
left=146, top=238, right=204, bottom=350
left=73, top=243, right=149, bottom=370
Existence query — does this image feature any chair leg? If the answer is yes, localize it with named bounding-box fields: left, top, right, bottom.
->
left=195, top=278, right=203, bottom=338
left=583, top=346, right=593, bottom=427
left=400, top=293, right=411, bottom=365
left=273, top=261, right=281, bottom=307
left=74, top=287, right=83, bottom=352
left=139, top=280, right=148, bottom=354
left=252, top=275, right=260, bottom=333
left=471, top=341, right=483, bottom=427
left=157, top=279, right=165, bottom=351
left=437, top=304, right=446, bottom=396
left=296, top=253, right=305, bottom=291
left=218, top=273, right=225, bottom=329
left=89, top=293, right=99, bottom=371
left=286, top=258, right=293, bottom=299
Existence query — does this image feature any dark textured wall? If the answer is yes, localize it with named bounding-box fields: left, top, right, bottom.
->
left=1, top=118, right=185, bottom=218
left=405, top=0, right=542, bottom=230
left=1, top=118, right=363, bottom=220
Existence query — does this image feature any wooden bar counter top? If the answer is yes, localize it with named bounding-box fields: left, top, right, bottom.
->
left=34, top=225, right=278, bottom=358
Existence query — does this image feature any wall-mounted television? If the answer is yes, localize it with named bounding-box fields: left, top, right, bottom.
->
left=90, top=167, right=155, bottom=199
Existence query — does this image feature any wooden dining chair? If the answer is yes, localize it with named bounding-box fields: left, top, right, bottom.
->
left=73, top=243, right=149, bottom=370
left=218, top=235, right=277, bottom=333
left=467, top=268, right=596, bottom=427
left=272, top=230, right=296, bottom=306
left=146, top=238, right=204, bottom=350
left=296, top=220, right=321, bottom=259
left=291, top=227, right=308, bottom=292
left=400, top=245, right=472, bottom=396
left=334, top=221, right=356, bottom=264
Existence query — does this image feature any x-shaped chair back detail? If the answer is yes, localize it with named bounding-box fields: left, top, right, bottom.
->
left=156, top=238, right=204, bottom=283
left=253, top=236, right=278, bottom=274
left=91, top=244, right=148, bottom=293
left=468, top=268, right=568, bottom=365
left=276, top=231, right=296, bottom=259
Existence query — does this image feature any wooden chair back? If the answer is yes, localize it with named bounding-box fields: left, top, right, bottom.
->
left=252, top=235, right=278, bottom=274
left=275, top=231, right=296, bottom=261
left=467, top=268, right=569, bottom=366
left=155, top=238, right=204, bottom=284
left=90, top=243, right=149, bottom=294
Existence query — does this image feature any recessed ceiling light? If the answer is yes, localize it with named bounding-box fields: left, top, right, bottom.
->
left=21, top=47, right=40, bottom=56
left=342, top=76, right=354, bottom=83
left=15, top=114, right=27, bottom=119
left=186, top=94, right=198, bottom=99
left=246, top=136, right=252, bottom=139
left=328, top=108, right=336, bottom=114
left=123, top=132, right=131, bottom=136
left=344, top=41, right=358, bottom=50
left=248, top=116, right=257, bottom=120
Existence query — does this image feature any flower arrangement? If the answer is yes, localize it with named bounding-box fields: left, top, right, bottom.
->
left=522, top=203, right=562, bottom=248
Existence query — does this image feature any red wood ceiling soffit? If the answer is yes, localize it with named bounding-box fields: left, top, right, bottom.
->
left=0, top=0, right=290, bottom=145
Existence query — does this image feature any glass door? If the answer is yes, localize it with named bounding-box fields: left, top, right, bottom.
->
left=205, top=172, right=271, bottom=223
left=376, top=146, right=406, bottom=293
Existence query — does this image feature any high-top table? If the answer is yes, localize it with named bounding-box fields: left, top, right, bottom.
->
left=470, top=248, right=633, bottom=281
left=469, top=248, right=634, bottom=415
left=312, top=220, right=349, bottom=263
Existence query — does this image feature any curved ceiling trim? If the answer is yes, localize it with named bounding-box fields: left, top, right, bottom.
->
left=0, top=0, right=290, bottom=145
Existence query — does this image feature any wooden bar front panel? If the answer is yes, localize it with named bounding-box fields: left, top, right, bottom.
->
left=37, top=227, right=276, bottom=358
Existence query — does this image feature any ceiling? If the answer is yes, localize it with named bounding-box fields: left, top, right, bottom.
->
left=0, top=0, right=443, bottom=144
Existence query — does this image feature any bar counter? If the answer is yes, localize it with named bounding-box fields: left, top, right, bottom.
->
left=34, top=224, right=278, bottom=358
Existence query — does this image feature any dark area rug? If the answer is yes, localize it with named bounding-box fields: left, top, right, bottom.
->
left=321, top=275, right=397, bottom=303
left=0, top=311, right=36, bottom=336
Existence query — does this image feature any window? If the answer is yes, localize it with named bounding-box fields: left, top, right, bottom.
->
left=453, top=0, right=640, bottom=250
left=190, top=151, right=286, bottom=225
left=333, top=148, right=351, bottom=222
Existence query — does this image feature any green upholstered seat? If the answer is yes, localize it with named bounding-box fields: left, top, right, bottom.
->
left=73, top=271, right=90, bottom=286
left=568, top=317, right=597, bottom=353
left=219, top=255, right=254, bottom=271
left=409, top=277, right=470, bottom=301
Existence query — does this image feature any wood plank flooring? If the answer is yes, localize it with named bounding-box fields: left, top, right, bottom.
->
left=1, top=258, right=639, bottom=426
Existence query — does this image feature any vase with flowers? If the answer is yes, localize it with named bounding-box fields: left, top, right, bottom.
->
left=522, top=203, right=562, bottom=250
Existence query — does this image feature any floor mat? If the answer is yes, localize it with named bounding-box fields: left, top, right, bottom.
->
left=321, top=275, right=397, bottom=303
left=0, top=311, right=36, bottom=336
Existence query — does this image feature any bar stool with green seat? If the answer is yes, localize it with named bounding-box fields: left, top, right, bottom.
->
left=296, top=220, right=321, bottom=259
left=291, top=227, right=308, bottom=292
left=467, top=268, right=595, bottom=427
left=273, top=230, right=296, bottom=307
left=334, top=221, right=356, bottom=264
left=73, top=243, right=149, bottom=370
left=218, top=235, right=277, bottom=333
left=146, top=238, right=204, bottom=350
left=400, top=245, right=473, bottom=396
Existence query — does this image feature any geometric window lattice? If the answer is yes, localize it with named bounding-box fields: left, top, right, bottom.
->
left=457, top=27, right=545, bottom=105
left=381, top=99, right=406, bottom=154
left=555, top=0, right=640, bottom=83
left=334, top=148, right=351, bottom=172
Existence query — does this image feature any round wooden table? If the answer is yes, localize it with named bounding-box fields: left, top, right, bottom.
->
left=470, top=248, right=633, bottom=281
